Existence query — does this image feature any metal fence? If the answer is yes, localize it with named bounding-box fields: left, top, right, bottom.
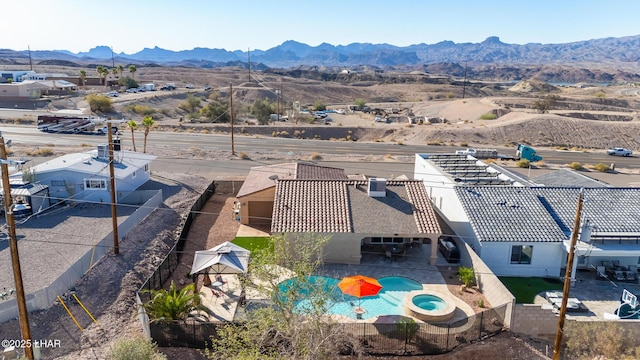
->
left=137, top=180, right=216, bottom=303
left=149, top=303, right=508, bottom=356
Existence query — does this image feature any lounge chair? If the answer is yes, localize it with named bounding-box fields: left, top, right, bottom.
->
left=614, top=270, right=626, bottom=281
left=625, top=271, right=636, bottom=281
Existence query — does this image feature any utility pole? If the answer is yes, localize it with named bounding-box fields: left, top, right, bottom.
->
left=275, top=87, right=281, bottom=122
left=28, top=45, right=33, bottom=71
left=462, top=61, right=468, bottom=99
left=111, top=46, right=115, bottom=68
left=107, top=123, right=119, bottom=255
left=0, top=138, right=34, bottom=360
left=247, top=48, right=251, bottom=83
left=552, top=189, right=584, bottom=360
left=229, top=83, right=235, bottom=155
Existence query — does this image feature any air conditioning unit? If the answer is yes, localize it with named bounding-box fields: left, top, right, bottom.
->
left=97, top=144, right=108, bottom=158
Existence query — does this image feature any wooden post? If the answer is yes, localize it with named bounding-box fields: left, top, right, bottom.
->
left=0, top=138, right=34, bottom=360
left=108, top=123, right=119, bottom=254
left=552, top=190, right=583, bottom=360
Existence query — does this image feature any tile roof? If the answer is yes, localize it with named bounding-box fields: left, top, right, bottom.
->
left=236, top=162, right=347, bottom=197
left=271, top=179, right=441, bottom=235
left=455, top=186, right=640, bottom=243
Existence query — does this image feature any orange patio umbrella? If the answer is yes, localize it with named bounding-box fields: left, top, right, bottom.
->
left=337, top=275, right=383, bottom=308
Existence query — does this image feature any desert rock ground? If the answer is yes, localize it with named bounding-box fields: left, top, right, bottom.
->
left=2, top=76, right=640, bottom=358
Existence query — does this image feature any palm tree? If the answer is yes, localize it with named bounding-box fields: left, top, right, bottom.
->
left=79, top=70, right=87, bottom=90
left=141, top=281, right=212, bottom=323
left=128, top=65, right=137, bottom=80
left=117, top=64, right=124, bottom=79
left=126, top=120, right=138, bottom=152
left=96, top=66, right=108, bottom=88
left=141, top=116, right=155, bottom=153
left=111, top=67, right=118, bottom=80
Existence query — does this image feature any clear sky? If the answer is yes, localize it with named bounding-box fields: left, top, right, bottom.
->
left=4, top=0, right=640, bottom=54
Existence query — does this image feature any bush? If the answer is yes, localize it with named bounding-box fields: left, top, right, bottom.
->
left=593, top=163, right=610, bottom=172
left=568, top=162, right=583, bottom=170
left=310, top=152, right=322, bottom=160
left=238, top=152, right=250, bottom=160
left=85, top=94, right=113, bottom=113
left=457, top=267, right=476, bottom=287
left=479, top=112, right=497, bottom=120
left=27, top=148, right=54, bottom=156
left=516, top=159, right=530, bottom=168
left=106, top=336, right=166, bottom=360
left=125, top=104, right=156, bottom=116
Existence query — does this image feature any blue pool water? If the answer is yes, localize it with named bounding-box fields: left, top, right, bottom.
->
left=412, top=294, right=446, bottom=311
left=278, top=276, right=423, bottom=320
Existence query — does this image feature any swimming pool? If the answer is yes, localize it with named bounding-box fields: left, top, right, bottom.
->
left=279, top=276, right=424, bottom=320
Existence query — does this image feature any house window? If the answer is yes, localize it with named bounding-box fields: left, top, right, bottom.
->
left=511, top=245, right=533, bottom=264
left=132, top=171, right=136, bottom=179
left=144, top=164, right=149, bottom=172
left=84, top=178, right=107, bottom=190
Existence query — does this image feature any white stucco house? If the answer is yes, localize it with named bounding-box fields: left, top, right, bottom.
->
left=415, top=153, right=640, bottom=278
left=11, top=146, right=156, bottom=204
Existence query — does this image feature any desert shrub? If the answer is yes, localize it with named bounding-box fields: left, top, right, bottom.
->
left=516, top=159, right=531, bottom=168
left=534, top=161, right=546, bottom=168
left=459, top=142, right=468, bottom=147
left=383, top=153, right=393, bottom=159
left=564, top=322, right=640, bottom=360
left=593, top=163, right=610, bottom=172
left=106, top=336, right=166, bottom=360
left=85, top=94, right=113, bottom=113
left=568, top=162, right=583, bottom=170
left=310, top=152, right=322, bottom=160
left=313, top=101, right=326, bottom=111
left=126, top=104, right=156, bottom=116
left=405, top=123, right=414, bottom=128
left=27, top=148, right=54, bottom=156
left=179, top=94, right=201, bottom=113
left=293, top=130, right=303, bottom=138
left=479, top=112, right=497, bottom=120
left=238, top=152, right=250, bottom=160
left=593, top=90, right=607, bottom=98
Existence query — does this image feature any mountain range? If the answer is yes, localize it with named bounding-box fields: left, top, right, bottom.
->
left=2, top=35, right=640, bottom=82
left=1, top=35, right=638, bottom=68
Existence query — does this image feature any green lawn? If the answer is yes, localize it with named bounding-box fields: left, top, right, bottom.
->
left=499, top=277, right=563, bottom=303
left=233, top=237, right=273, bottom=254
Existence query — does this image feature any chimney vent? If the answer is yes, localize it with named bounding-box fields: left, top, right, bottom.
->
left=368, top=178, right=387, bottom=197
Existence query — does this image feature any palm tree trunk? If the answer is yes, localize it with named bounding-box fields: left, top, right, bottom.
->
left=130, top=129, right=137, bottom=152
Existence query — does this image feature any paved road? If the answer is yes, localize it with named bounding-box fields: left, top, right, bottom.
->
left=2, top=124, right=639, bottom=184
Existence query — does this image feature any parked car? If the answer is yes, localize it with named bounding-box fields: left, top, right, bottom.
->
left=185, top=84, right=194, bottom=89
left=204, top=85, right=212, bottom=91
left=125, top=88, right=138, bottom=93
left=607, top=147, right=632, bottom=156
left=106, top=91, right=119, bottom=97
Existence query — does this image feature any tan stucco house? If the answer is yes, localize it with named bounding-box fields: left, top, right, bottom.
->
left=271, top=178, right=443, bottom=265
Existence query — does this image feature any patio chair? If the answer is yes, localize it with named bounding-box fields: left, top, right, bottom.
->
left=614, top=270, right=626, bottom=281
left=596, top=266, right=608, bottom=280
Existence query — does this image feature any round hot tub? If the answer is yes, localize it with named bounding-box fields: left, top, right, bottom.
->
left=404, top=290, right=456, bottom=322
